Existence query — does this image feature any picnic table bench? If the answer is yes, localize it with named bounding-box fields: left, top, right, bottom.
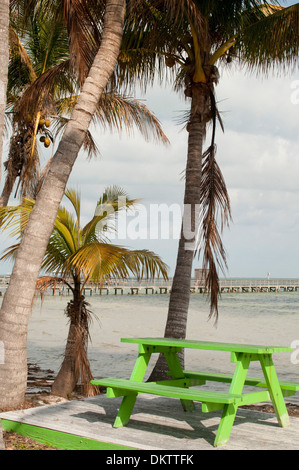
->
left=91, top=337, right=299, bottom=447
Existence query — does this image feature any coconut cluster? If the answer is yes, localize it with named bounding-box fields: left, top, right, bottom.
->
left=38, top=118, right=52, bottom=148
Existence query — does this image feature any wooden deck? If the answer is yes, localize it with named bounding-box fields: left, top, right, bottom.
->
left=1, top=393, right=299, bottom=450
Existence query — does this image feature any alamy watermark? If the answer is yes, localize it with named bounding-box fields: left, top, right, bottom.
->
left=95, top=198, right=201, bottom=250
left=290, top=80, right=299, bottom=105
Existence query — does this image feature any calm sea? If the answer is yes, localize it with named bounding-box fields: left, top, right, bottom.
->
left=1, top=289, right=299, bottom=402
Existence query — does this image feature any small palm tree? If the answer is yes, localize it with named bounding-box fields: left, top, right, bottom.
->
left=0, top=186, right=169, bottom=397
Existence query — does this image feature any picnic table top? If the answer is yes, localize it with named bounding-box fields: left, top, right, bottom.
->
left=121, top=337, right=292, bottom=354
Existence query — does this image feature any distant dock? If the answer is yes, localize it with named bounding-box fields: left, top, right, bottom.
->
left=218, top=279, right=299, bottom=294
left=1, top=276, right=299, bottom=296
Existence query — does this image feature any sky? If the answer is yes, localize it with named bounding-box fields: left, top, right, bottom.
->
left=0, top=1, right=298, bottom=279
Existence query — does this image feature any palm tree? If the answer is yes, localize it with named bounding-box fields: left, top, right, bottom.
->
left=0, top=0, right=10, bottom=181
left=0, top=0, right=174, bottom=409
left=0, top=0, right=127, bottom=410
left=142, top=0, right=299, bottom=379
left=0, top=0, right=172, bottom=409
left=1, top=4, right=74, bottom=206
left=1, top=2, right=168, bottom=206
left=0, top=186, right=168, bottom=398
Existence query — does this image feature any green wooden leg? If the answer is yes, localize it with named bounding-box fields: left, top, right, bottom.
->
left=130, top=350, right=152, bottom=381
left=113, top=394, right=138, bottom=427
left=180, top=400, right=196, bottom=411
left=214, top=353, right=250, bottom=447
left=214, top=403, right=238, bottom=447
left=259, top=354, right=290, bottom=428
left=113, top=351, right=151, bottom=428
left=164, top=351, right=195, bottom=412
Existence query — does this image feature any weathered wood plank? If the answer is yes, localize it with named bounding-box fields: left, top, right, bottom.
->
left=1, top=394, right=299, bottom=450
left=184, top=371, right=299, bottom=392
left=121, top=337, right=292, bottom=354
left=91, top=378, right=243, bottom=403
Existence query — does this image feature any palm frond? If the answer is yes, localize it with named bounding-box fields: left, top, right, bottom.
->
left=54, top=206, right=79, bottom=253
left=97, top=185, right=131, bottom=205
left=65, top=187, right=81, bottom=225
left=51, top=114, right=101, bottom=159
left=68, top=242, right=169, bottom=285
left=14, top=60, right=75, bottom=121
left=0, top=243, right=20, bottom=263
left=40, top=199, right=81, bottom=276
left=118, top=249, right=169, bottom=280
left=55, top=92, right=169, bottom=146
left=197, top=142, right=231, bottom=322
left=117, top=2, right=181, bottom=93
left=55, top=95, right=78, bottom=116
left=94, top=93, right=169, bottom=145
left=83, top=185, right=139, bottom=242
left=62, top=0, right=103, bottom=86
left=35, top=275, right=69, bottom=301
left=236, top=3, right=299, bottom=74
left=66, top=242, right=129, bottom=282
left=0, top=197, right=35, bottom=262
left=192, top=88, right=231, bottom=321
left=0, top=197, right=34, bottom=237
left=9, top=25, right=37, bottom=83
left=11, top=0, right=103, bottom=88
left=42, top=224, right=76, bottom=275
left=82, top=128, right=101, bottom=160
left=41, top=235, right=74, bottom=275
left=0, top=192, right=74, bottom=273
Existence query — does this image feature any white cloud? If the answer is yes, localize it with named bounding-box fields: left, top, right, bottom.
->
left=69, top=119, right=187, bottom=203
left=218, top=130, right=299, bottom=192
left=1, top=66, right=298, bottom=278
left=217, top=68, right=299, bottom=141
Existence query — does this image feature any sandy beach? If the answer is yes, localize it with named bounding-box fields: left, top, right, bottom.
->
left=24, top=292, right=299, bottom=387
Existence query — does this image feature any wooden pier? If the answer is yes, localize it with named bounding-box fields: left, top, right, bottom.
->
left=218, top=279, right=299, bottom=294
left=1, top=276, right=299, bottom=296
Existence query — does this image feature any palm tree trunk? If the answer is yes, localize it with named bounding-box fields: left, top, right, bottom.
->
left=0, top=0, right=9, bottom=182
left=52, top=282, right=86, bottom=398
left=148, top=87, right=208, bottom=381
left=0, top=0, right=125, bottom=409
left=52, top=277, right=96, bottom=398
left=52, top=322, right=79, bottom=398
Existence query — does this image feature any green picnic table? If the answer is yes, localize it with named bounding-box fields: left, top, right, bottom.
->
left=91, top=337, right=299, bottom=447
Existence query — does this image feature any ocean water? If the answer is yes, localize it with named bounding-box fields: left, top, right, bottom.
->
left=1, top=290, right=299, bottom=402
